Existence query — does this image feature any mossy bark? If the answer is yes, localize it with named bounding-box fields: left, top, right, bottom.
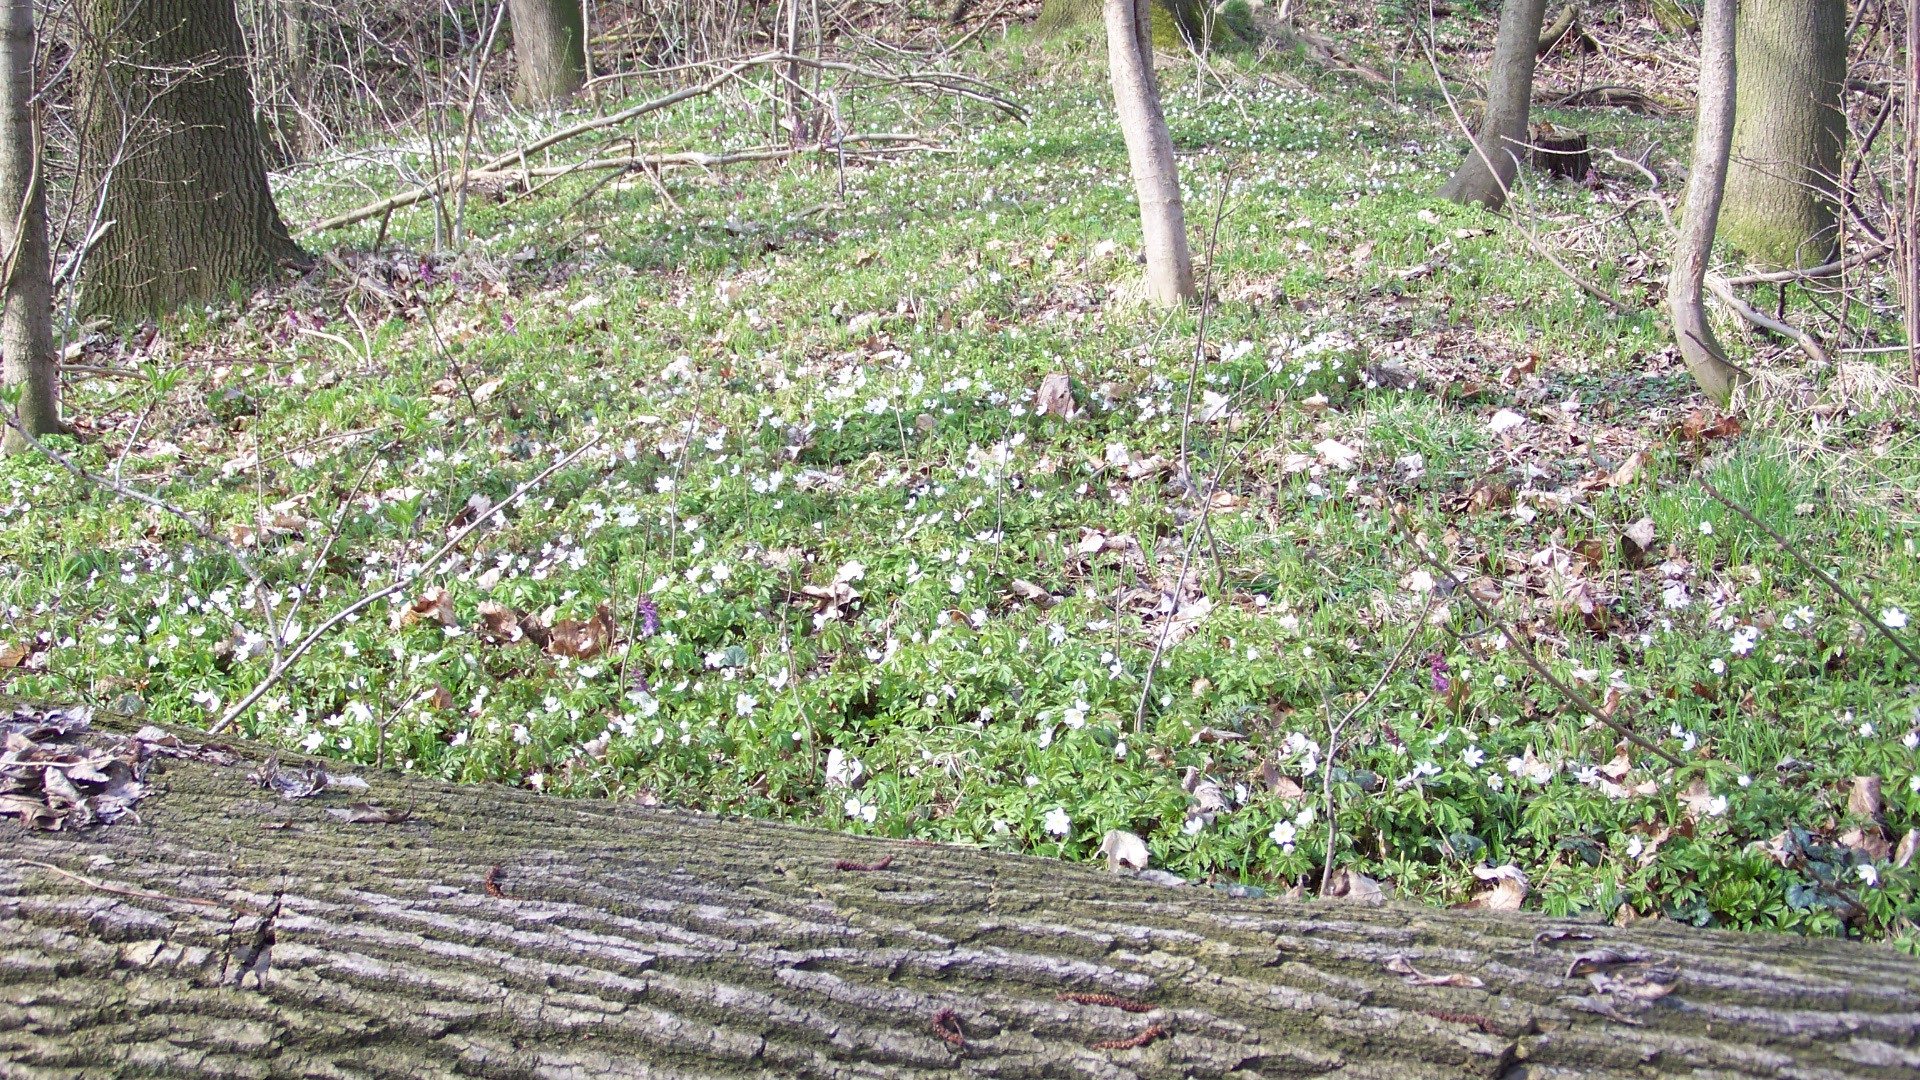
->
left=74, top=0, right=306, bottom=319
left=1720, top=0, right=1847, bottom=269
left=4, top=717, right=1918, bottom=1078
left=1039, top=0, right=1211, bottom=48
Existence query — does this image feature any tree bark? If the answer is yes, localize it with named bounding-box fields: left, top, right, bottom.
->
left=1669, top=0, right=1750, bottom=407
left=1438, top=0, right=1551, bottom=210
left=1040, top=0, right=1210, bottom=48
left=1105, top=0, right=1194, bottom=307
left=1719, top=0, right=1847, bottom=270
left=4, top=719, right=1919, bottom=1079
left=508, top=0, right=587, bottom=106
left=0, top=0, right=54, bottom=453
left=74, top=0, right=306, bottom=320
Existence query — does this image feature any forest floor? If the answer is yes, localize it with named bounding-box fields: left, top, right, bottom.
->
left=6, top=7, right=1920, bottom=945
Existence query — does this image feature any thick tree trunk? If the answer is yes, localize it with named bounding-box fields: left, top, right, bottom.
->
left=1669, top=0, right=1750, bottom=407
left=5, top=718, right=1918, bottom=1079
left=1719, top=0, right=1847, bottom=269
left=1438, top=0, right=1551, bottom=210
left=1105, top=0, right=1194, bottom=307
left=508, top=0, right=587, bottom=106
left=0, top=0, right=54, bottom=453
left=75, top=0, right=305, bottom=320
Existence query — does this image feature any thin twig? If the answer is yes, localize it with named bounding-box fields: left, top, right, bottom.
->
left=1399, top=526, right=1685, bottom=768
left=210, top=437, right=604, bottom=734
left=1687, top=472, right=1920, bottom=672
left=1320, top=593, right=1432, bottom=894
left=23, top=860, right=259, bottom=916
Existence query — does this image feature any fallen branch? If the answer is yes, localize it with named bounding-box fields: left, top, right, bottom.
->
left=303, top=51, right=1006, bottom=235
left=1704, top=273, right=1830, bottom=365
left=1722, top=243, right=1891, bottom=286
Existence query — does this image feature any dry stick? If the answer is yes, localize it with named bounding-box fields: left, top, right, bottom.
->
left=1319, top=592, right=1433, bottom=895
left=1688, top=472, right=1920, bottom=672
left=24, top=860, right=258, bottom=916
left=1703, top=273, right=1831, bottom=365
left=1418, top=21, right=1631, bottom=315
left=2, top=414, right=269, bottom=600
left=1176, top=165, right=1234, bottom=489
left=1723, top=243, right=1891, bottom=286
left=1399, top=531, right=1684, bottom=768
left=302, top=54, right=778, bottom=234
left=306, top=50, right=1004, bottom=234
left=211, top=437, right=604, bottom=734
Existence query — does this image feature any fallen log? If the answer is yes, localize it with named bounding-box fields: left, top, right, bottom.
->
left=3, top=713, right=1918, bottom=1079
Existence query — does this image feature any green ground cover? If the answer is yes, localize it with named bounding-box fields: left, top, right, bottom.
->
left=6, top=15, right=1919, bottom=945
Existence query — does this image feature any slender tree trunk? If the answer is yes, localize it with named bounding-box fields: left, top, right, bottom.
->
left=278, top=0, right=314, bottom=158
left=1041, top=0, right=1208, bottom=47
left=1904, top=0, right=1919, bottom=383
left=1719, top=0, right=1847, bottom=269
left=1438, top=0, right=1551, bottom=210
left=1669, top=0, right=1750, bottom=406
left=0, top=0, right=54, bottom=453
left=4, top=718, right=1917, bottom=1079
left=75, top=0, right=306, bottom=320
left=1105, top=0, right=1194, bottom=306
left=507, top=0, right=587, bottom=106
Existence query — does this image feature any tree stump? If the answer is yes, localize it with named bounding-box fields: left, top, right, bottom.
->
left=1531, top=122, right=1591, bottom=180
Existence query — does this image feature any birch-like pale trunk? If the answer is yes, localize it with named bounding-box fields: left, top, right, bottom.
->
left=0, top=0, right=54, bottom=453
left=4, top=713, right=1917, bottom=1079
left=1668, top=0, right=1749, bottom=407
left=1104, top=0, right=1194, bottom=306
left=1438, top=0, right=1550, bottom=209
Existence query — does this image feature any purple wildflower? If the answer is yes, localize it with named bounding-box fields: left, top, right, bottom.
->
left=1428, top=654, right=1451, bottom=695
left=501, top=311, right=517, bottom=335
left=636, top=595, right=659, bottom=638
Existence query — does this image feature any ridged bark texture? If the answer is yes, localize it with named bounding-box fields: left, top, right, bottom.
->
left=0, top=0, right=54, bottom=453
left=508, top=0, right=587, bottom=106
left=1669, top=0, right=1750, bottom=407
left=1439, top=0, right=1551, bottom=210
left=75, top=0, right=304, bottom=319
left=5, top=718, right=1919, bottom=1079
left=1106, top=0, right=1194, bottom=307
left=1720, top=0, right=1847, bottom=269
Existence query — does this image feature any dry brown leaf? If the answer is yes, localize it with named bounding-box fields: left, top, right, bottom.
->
left=396, top=586, right=456, bottom=629
left=1035, top=372, right=1079, bottom=420
left=1621, top=518, right=1658, bottom=566
left=1462, top=864, right=1529, bottom=911
left=1895, top=829, right=1918, bottom=869
left=1840, top=826, right=1893, bottom=863
left=476, top=601, right=523, bottom=644
left=546, top=604, right=615, bottom=659
left=1384, top=955, right=1486, bottom=987
left=1849, top=775, right=1884, bottom=820
left=0, top=642, right=28, bottom=669
left=1098, top=829, right=1151, bottom=872
left=1324, top=868, right=1385, bottom=902
left=1314, top=439, right=1360, bottom=471
left=1610, top=451, right=1648, bottom=487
